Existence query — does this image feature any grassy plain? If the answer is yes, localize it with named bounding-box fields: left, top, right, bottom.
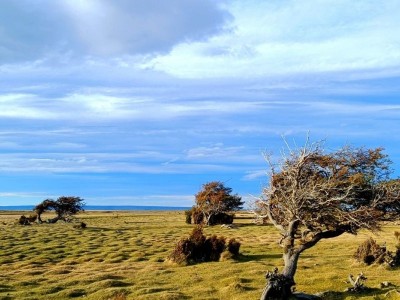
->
left=0, top=210, right=399, bottom=300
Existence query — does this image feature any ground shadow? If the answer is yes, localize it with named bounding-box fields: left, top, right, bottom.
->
left=304, top=287, right=399, bottom=300
left=236, top=253, right=282, bottom=263
left=234, top=222, right=274, bottom=228
left=84, top=227, right=130, bottom=232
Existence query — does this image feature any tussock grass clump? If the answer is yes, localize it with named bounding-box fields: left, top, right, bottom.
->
left=169, top=226, right=240, bottom=264
left=109, top=291, right=128, bottom=300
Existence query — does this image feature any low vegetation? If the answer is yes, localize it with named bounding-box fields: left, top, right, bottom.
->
left=354, top=232, right=400, bottom=267
left=169, top=225, right=241, bottom=264
left=1, top=210, right=400, bottom=299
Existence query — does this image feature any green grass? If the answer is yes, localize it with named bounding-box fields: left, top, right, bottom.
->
left=0, top=211, right=399, bottom=299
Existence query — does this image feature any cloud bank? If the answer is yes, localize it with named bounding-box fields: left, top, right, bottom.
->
left=0, top=0, right=230, bottom=62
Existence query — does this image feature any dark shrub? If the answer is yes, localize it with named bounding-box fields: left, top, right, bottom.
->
left=208, top=212, right=234, bottom=225
left=18, top=214, right=37, bottom=225
left=189, top=225, right=206, bottom=244
left=191, top=208, right=204, bottom=225
left=188, top=226, right=207, bottom=261
left=169, top=238, right=192, bottom=264
left=184, top=209, right=192, bottom=224
left=355, top=234, right=400, bottom=268
left=205, top=235, right=226, bottom=261
left=228, top=238, right=241, bottom=257
left=188, top=209, right=233, bottom=225
left=354, top=238, right=386, bottom=265
left=27, top=214, right=37, bottom=223
left=73, top=222, right=87, bottom=229
left=18, top=215, right=30, bottom=225
left=169, top=226, right=227, bottom=264
left=389, top=248, right=400, bottom=267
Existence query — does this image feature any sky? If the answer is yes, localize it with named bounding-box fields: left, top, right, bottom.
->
left=1, top=0, right=400, bottom=207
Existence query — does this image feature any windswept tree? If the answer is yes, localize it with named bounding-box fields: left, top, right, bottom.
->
left=34, top=199, right=56, bottom=223
left=33, top=196, right=85, bottom=223
left=53, top=196, right=85, bottom=222
left=192, top=181, right=243, bottom=225
left=258, top=140, right=400, bottom=299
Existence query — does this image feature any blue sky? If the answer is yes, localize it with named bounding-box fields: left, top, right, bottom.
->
left=1, top=0, right=400, bottom=207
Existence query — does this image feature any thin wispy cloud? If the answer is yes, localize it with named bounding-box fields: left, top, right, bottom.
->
left=2, top=91, right=399, bottom=122
left=0, top=151, right=243, bottom=175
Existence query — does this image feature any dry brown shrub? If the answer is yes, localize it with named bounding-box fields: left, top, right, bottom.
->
left=169, top=226, right=227, bottom=264
left=227, top=238, right=241, bottom=257
left=354, top=238, right=386, bottom=265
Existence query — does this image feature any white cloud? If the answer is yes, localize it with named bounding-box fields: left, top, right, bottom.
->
left=0, top=93, right=57, bottom=119
left=184, top=144, right=260, bottom=163
left=1, top=91, right=399, bottom=126
left=0, top=92, right=269, bottom=121
left=242, top=170, right=267, bottom=181
left=0, top=152, right=240, bottom=174
left=144, top=0, right=400, bottom=78
left=186, top=144, right=240, bottom=159
left=0, top=192, right=54, bottom=206
left=87, top=194, right=194, bottom=206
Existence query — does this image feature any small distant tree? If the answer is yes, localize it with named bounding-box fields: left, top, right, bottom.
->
left=258, top=139, right=400, bottom=299
left=34, top=199, right=56, bottom=223
left=193, top=181, right=243, bottom=225
left=53, top=196, right=85, bottom=222
left=33, top=196, right=85, bottom=223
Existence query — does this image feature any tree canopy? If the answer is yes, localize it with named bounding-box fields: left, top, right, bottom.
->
left=34, top=196, right=85, bottom=223
left=193, top=181, right=243, bottom=225
left=258, top=140, right=400, bottom=299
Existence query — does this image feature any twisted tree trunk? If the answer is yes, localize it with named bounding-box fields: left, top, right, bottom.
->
left=260, top=251, right=299, bottom=300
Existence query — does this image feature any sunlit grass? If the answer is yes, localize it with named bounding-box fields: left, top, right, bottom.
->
left=0, top=210, right=399, bottom=299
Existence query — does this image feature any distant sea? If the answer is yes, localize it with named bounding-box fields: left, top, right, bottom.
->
left=0, top=205, right=189, bottom=211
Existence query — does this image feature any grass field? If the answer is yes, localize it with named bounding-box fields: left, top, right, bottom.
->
left=0, top=210, right=399, bottom=300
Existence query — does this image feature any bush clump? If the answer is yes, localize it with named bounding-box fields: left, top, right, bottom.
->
left=73, top=222, right=87, bottom=229
left=208, top=212, right=234, bottom=225
left=184, top=209, right=192, bottom=224
left=185, top=207, right=234, bottom=225
left=18, top=215, right=30, bottom=226
left=354, top=238, right=386, bottom=265
left=354, top=235, right=400, bottom=267
left=227, top=238, right=241, bottom=257
left=17, top=214, right=37, bottom=225
left=184, top=207, right=204, bottom=225
left=169, top=226, right=240, bottom=264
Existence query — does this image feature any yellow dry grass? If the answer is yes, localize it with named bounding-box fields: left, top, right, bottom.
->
left=0, top=210, right=399, bottom=300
